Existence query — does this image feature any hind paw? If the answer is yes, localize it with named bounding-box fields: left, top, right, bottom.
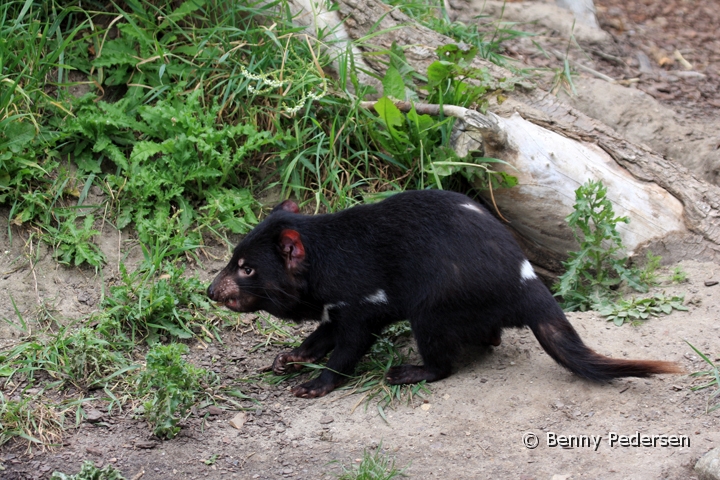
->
left=291, top=378, right=338, bottom=398
left=386, top=365, right=449, bottom=385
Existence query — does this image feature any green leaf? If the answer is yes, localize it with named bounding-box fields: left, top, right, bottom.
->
left=427, top=60, right=453, bottom=84
left=160, top=0, right=207, bottom=28
left=382, top=66, right=406, bottom=101
left=373, top=96, right=405, bottom=137
left=93, top=37, right=139, bottom=68
left=130, top=142, right=167, bottom=163
left=3, top=120, right=36, bottom=153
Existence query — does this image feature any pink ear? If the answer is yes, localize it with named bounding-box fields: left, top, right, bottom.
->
left=272, top=200, right=300, bottom=214
left=279, top=229, right=305, bottom=271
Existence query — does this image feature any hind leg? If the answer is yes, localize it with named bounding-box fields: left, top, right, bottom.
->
left=386, top=314, right=456, bottom=385
left=473, top=326, right=502, bottom=347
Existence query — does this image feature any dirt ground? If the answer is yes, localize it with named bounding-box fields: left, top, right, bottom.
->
left=2, top=0, right=720, bottom=479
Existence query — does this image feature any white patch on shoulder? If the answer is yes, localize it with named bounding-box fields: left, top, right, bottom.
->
left=320, top=302, right=347, bottom=324
left=363, top=289, right=388, bottom=305
left=520, top=259, right=537, bottom=282
left=460, top=203, right=485, bottom=215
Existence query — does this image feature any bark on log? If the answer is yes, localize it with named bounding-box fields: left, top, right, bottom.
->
left=299, top=0, right=720, bottom=269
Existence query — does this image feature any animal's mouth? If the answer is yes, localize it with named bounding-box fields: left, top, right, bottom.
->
left=222, top=298, right=243, bottom=312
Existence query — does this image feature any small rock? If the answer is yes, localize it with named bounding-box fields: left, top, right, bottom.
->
left=135, top=441, right=158, bottom=449
left=86, top=446, right=103, bottom=456
left=636, top=51, right=654, bottom=74
left=695, top=447, right=720, bottom=480
left=319, top=416, right=334, bottom=425
left=207, top=406, right=223, bottom=416
left=229, top=412, right=247, bottom=430
left=85, top=409, right=104, bottom=423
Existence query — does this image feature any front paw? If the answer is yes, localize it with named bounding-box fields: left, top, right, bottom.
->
left=272, top=351, right=311, bottom=375
left=291, top=378, right=337, bottom=398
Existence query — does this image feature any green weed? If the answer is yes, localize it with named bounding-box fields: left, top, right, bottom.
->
left=335, top=443, right=407, bottom=480
left=63, top=88, right=267, bottom=245
left=50, top=460, right=126, bottom=480
left=637, top=252, right=662, bottom=286
left=46, top=213, right=106, bottom=269
left=554, top=180, right=650, bottom=311
left=670, top=266, right=688, bottom=284
left=686, top=341, right=720, bottom=413
left=0, top=322, right=132, bottom=391
left=369, top=44, right=517, bottom=191
left=384, top=0, right=531, bottom=68
left=102, top=261, right=227, bottom=343
left=137, top=342, right=218, bottom=439
left=596, top=294, right=688, bottom=327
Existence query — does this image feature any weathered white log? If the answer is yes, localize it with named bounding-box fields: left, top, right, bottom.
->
left=480, top=112, right=687, bottom=256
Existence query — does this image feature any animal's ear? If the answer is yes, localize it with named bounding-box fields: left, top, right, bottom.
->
left=278, top=229, right=305, bottom=271
left=272, top=200, right=300, bottom=214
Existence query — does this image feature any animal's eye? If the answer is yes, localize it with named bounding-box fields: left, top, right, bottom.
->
left=240, top=266, right=254, bottom=277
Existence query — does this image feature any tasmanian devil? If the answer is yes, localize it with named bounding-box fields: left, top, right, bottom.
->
left=207, top=189, right=681, bottom=398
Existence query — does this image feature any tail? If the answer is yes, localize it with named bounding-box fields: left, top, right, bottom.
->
left=529, top=315, right=683, bottom=381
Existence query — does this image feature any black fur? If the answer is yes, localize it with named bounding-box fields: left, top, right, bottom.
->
left=208, top=190, right=681, bottom=398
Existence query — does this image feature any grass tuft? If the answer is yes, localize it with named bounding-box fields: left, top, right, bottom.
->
left=335, top=443, right=407, bottom=480
left=686, top=341, right=720, bottom=413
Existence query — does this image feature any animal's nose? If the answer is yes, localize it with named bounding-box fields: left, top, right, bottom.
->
left=207, top=283, right=215, bottom=299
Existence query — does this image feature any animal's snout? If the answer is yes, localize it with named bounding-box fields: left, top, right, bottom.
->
left=207, top=276, right=222, bottom=301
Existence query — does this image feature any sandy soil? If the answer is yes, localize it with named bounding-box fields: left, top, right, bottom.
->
left=2, top=0, right=720, bottom=479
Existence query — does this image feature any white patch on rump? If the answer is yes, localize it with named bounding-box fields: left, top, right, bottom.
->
left=363, top=289, right=388, bottom=304
left=520, top=259, right=537, bottom=282
left=460, top=203, right=485, bottom=215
